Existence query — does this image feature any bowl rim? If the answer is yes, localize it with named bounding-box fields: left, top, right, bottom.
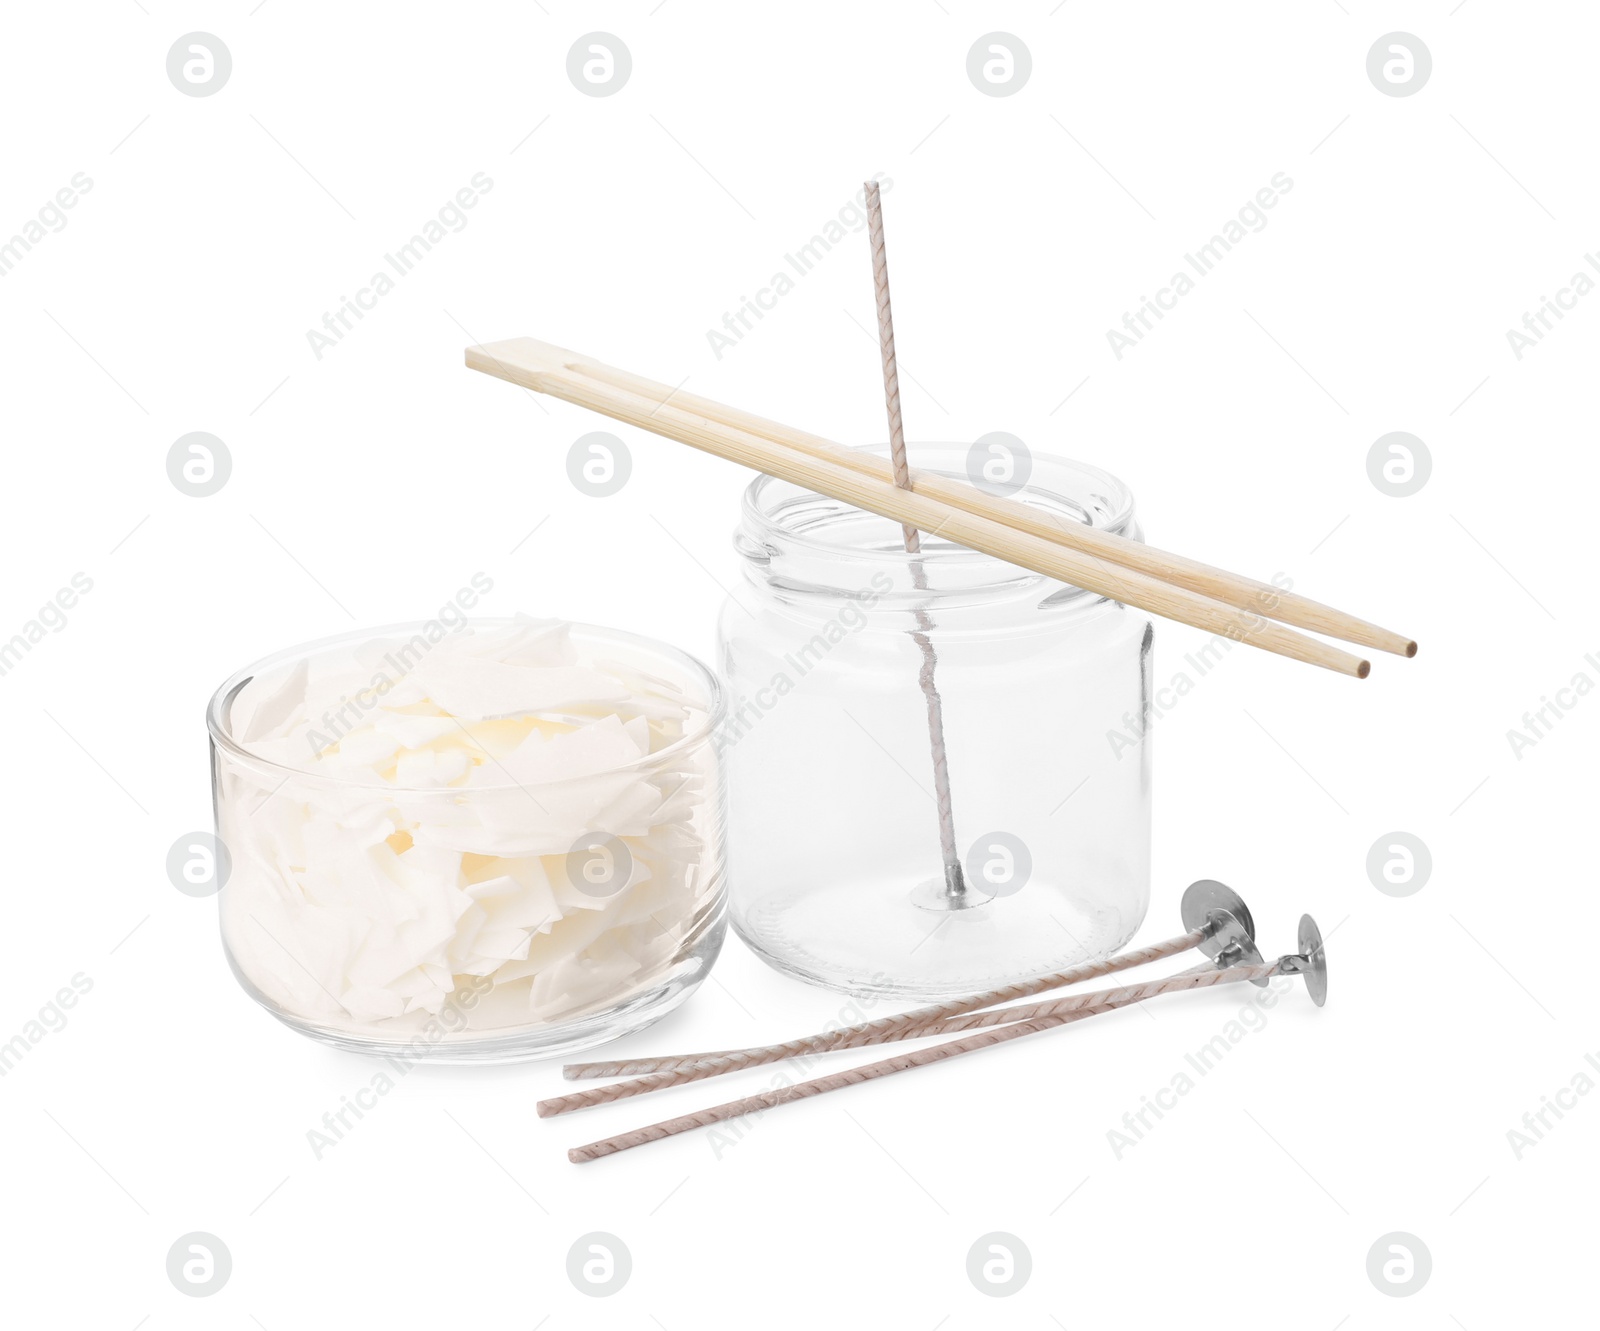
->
left=205, top=617, right=725, bottom=793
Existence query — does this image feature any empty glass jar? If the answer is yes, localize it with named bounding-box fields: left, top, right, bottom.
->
left=718, top=445, right=1152, bottom=1000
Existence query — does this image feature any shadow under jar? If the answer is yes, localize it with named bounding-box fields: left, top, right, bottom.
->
left=207, top=619, right=727, bottom=1062
left=719, top=445, right=1153, bottom=1000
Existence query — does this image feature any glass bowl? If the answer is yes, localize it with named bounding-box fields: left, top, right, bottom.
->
left=206, top=618, right=727, bottom=1062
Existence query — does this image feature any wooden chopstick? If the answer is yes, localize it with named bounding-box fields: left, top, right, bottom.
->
left=476, top=338, right=1414, bottom=660
left=466, top=337, right=1372, bottom=678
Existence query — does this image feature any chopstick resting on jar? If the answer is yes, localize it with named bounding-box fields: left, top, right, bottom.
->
left=466, top=337, right=1417, bottom=678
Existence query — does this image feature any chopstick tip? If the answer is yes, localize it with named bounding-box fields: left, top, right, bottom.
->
left=1405, top=640, right=1418, bottom=658
left=1357, top=659, right=1371, bottom=679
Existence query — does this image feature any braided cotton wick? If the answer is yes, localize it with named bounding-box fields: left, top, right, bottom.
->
left=867, top=181, right=918, bottom=550
left=914, top=959, right=1279, bottom=1036
left=566, top=962, right=1281, bottom=1163
left=864, top=179, right=966, bottom=901
left=541, top=931, right=1215, bottom=1117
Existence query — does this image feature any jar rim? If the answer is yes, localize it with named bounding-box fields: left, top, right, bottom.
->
left=738, top=443, right=1139, bottom=590
left=205, top=617, right=726, bottom=792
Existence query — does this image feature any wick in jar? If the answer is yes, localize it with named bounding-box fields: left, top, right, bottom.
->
left=865, top=180, right=987, bottom=913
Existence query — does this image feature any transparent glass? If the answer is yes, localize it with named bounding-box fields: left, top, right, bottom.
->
left=719, top=445, right=1152, bottom=1000
left=207, top=620, right=726, bottom=1062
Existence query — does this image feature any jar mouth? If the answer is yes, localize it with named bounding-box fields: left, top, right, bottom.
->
left=738, top=443, right=1140, bottom=598
left=206, top=618, right=726, bottom=792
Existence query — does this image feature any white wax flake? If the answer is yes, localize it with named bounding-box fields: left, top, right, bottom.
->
left=413, top=658, right=633, bottom=722
left=392, top=747, right=472, bottom=788
left=215, top=619, right=715, bottom=1038
left=494, top=715, right=648, bottom=784
left=456, top=618, right=575, bottom=667
left=373, top=713, right=460, bottom=748
left=465, top=871, right=560, bottom=933
left=323, top=726, right=402, bottom=771
left=230, top=656, right=309, bottom=744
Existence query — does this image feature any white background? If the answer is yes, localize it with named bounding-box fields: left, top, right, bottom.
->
left=2, top=2, right=1594, bottom=1326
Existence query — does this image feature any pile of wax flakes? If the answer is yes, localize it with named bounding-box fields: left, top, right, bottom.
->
left=213, top=619, right=718, bottom=1035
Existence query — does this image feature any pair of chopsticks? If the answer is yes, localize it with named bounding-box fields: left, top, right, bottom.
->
left=465, top=337, right=1416, bottom=678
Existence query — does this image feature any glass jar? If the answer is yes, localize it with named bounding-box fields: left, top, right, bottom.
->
left=718, top=445, right=1152, bottom=1000
left=207, top=618, right=726, bottom=1062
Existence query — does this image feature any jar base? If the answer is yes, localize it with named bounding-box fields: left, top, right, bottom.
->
left=235, top=925, right=726, bottom=1065
left=732, top=881, right=1143, bottom=1002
